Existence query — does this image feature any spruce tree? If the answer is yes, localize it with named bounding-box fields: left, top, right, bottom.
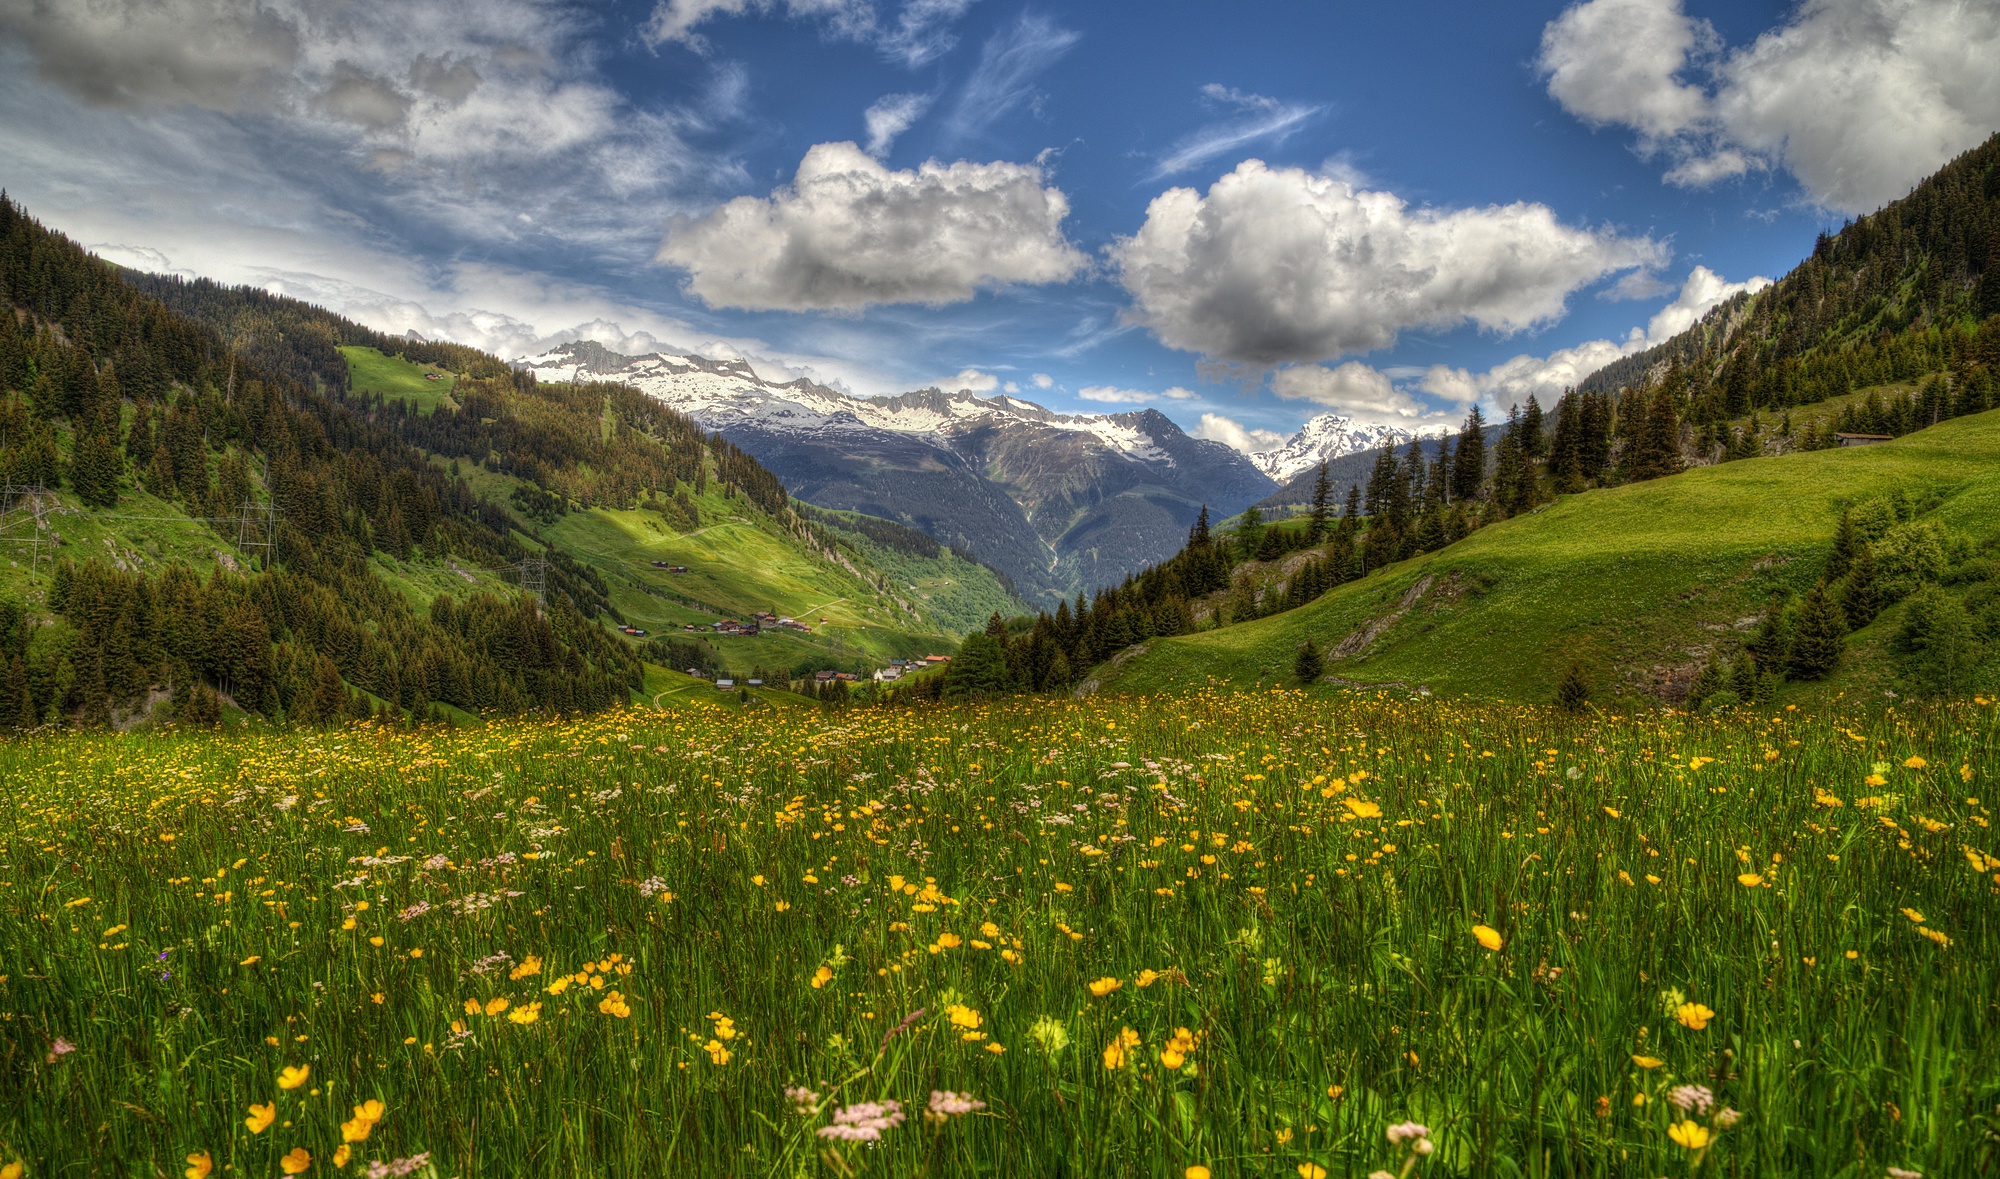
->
left=1044, top=647, right=1072, bottom=690
left=1293, top=637, right=1324, bottom=685
left=1788, top=583, right=1846, bottom=679
left=1826, top=510, right=1858, bottom=581
left=1554, top=660, right=1591, bottom=713
left=1627, top=384, right=1685, bottom=481
left=1520, top=395, right=1545, bottom=457
left=1839, top=544, right=1881, bottom=628
left=1685, top=652, right=1725, bottom=712
left=1306, top=464, right=1333, bottom=543
left=1450, top=406, right=1486, bottom=502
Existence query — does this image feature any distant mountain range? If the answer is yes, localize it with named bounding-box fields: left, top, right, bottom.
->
left=515, top=343, right=1462, bottom=604
left=518, top=342, right=1286, bottom=604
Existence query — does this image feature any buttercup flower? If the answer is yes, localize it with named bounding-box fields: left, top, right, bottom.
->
left=1668, top=1120, right=1712, bottom=1150
left=1676, top=1002, right=1715, bottom=1030
left=1472, top=925, right=1503, bottom=952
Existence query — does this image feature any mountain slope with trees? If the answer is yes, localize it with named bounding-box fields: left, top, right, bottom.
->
left=0, top=196, right=985, bottom=730
left=922, top=137, right=2000, bottom=707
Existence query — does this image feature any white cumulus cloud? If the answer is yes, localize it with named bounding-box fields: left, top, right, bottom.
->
left=1271, top=360, right=1445, bottom=425
left=1110, top=159, right=1664, bottom=366
left=1190, top=412, right=1286, bottom=454
left=946, top=367, right=998, bottom=392
left=657, top=140, right=1087, bottom=311
left=1539, top=0, right=2000, bottom=213
left=1419, top=265, right=1771, bottom=407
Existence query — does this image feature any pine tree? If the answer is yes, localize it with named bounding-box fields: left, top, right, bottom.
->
left=1043, top=647, right=1072, bottom=690
left=1306, top=463, right=1333, bottom=543
left=1554, top=660, right=1591, bottom=713
left=1685, top=652, right=1725, bottom=712
left=1450, top=406, right=1486, bottom=502
left=1839, top=544, right=1881, bottom=628
left=1520, top=395, right=1545, bottom=457
left=1826, top=510, right=1859, bottom=580
left=1748, top=605, right=1793, bottom=673
left=1293, top=637, right=1324, bottom=685
left=1237, top=506, right=1264, bottom=562
left=1626, top=384, right=1684, bottom=481
left=1788, top=583, right=1846, bottom=679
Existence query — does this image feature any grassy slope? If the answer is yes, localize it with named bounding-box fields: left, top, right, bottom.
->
left=811, top=508, right=1024, bottom=634
left=439, top=429, right=966, bottom=674
left=339, top=345, right=458, bottom=413
left=1103, top=408, right=2000, bottom=704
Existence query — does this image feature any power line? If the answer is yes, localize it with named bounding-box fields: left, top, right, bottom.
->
left=0, top=484, right=53, bottom=576
left=237, top=498, right=280, bottom=570
left=519, top=551, right=547, bottom=604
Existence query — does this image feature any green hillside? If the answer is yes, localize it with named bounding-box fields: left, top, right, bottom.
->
left=339, top=344, right=457, bottom=412
left=803, top=506, right=1024, bottom=635
left=0, top=195, right=963, bottom=731
left=1097, top=408, right=2000, bottom=704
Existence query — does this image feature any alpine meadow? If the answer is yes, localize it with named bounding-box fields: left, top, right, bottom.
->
left=5, top=0, right=2000, bottom=1176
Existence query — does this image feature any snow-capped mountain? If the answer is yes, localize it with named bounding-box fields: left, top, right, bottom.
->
left=516, top=342, right=1276, bottom=604
left=1248, top=413, right=1452, bottom=483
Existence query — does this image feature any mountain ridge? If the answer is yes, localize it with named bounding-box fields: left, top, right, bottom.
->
left=515, top=341, right=1278, bottom=604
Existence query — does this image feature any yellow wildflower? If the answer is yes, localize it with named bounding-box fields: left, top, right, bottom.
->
left=280, top=1148, right=311, bottom=1175
left=1667, top=1121, right=1711, bottom=1150
left=184, top=1152, right=214, bottom=1179
left=277, top=1064, right=310, bottom=1090
left=1102, top=1026, right=1140, bottom=1070
left=1087, top=976, right=1123, bottom=997
left=1472, top=925, right=1503, bottom=952
left=1676, top=1002, right=1715, bottom=1030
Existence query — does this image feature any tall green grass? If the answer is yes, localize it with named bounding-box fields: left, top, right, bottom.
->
left=1, top=691, right=1995, bottom=1176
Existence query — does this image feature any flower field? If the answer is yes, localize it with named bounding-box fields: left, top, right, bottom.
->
left=2, top=690, right=1997, bottom=1177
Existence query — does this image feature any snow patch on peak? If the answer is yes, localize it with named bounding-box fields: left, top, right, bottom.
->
left=1250, top=413, right=1450, bottom=482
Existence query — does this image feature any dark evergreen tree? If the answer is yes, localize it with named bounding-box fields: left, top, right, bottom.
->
left=1554, top=660, right=1591, bottom=713
left=1305, top=463, right=1333, bottom=543
left=1293, top=637, right=1324, bottom=685
left=1788, top=583, right=1847, bottom=679
left=1839, top=543, right=1882, bottom=629
left=1450, top=405, right=1486, bottom=502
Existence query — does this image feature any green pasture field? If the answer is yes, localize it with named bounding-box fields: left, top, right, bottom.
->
left=1, top=691, right=1995, bottom=1176
left=339, top=348, right=458, bottom=414
left=1107, top=409, right=2000, bottom=703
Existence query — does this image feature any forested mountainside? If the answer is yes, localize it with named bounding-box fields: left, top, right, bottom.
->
left=0, top=197, right=958, bottom=729
left=1581, top=133, right=2000, bottom=418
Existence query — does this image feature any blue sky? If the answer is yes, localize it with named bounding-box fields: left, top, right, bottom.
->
left=3, top=0, right=1996, bottom=450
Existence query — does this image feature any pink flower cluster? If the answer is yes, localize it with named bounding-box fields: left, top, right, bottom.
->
left=817, top=1100, right=906, bottom=1142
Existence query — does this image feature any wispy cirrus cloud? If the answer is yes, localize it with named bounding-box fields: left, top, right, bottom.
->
left=1077, top=384, right=1197, bottom=404
left=864, top=91, right=931, bottom=156
left=939, top=13, right=1081, bottom=146
left=1144, top=84, right=1325, bottom=181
